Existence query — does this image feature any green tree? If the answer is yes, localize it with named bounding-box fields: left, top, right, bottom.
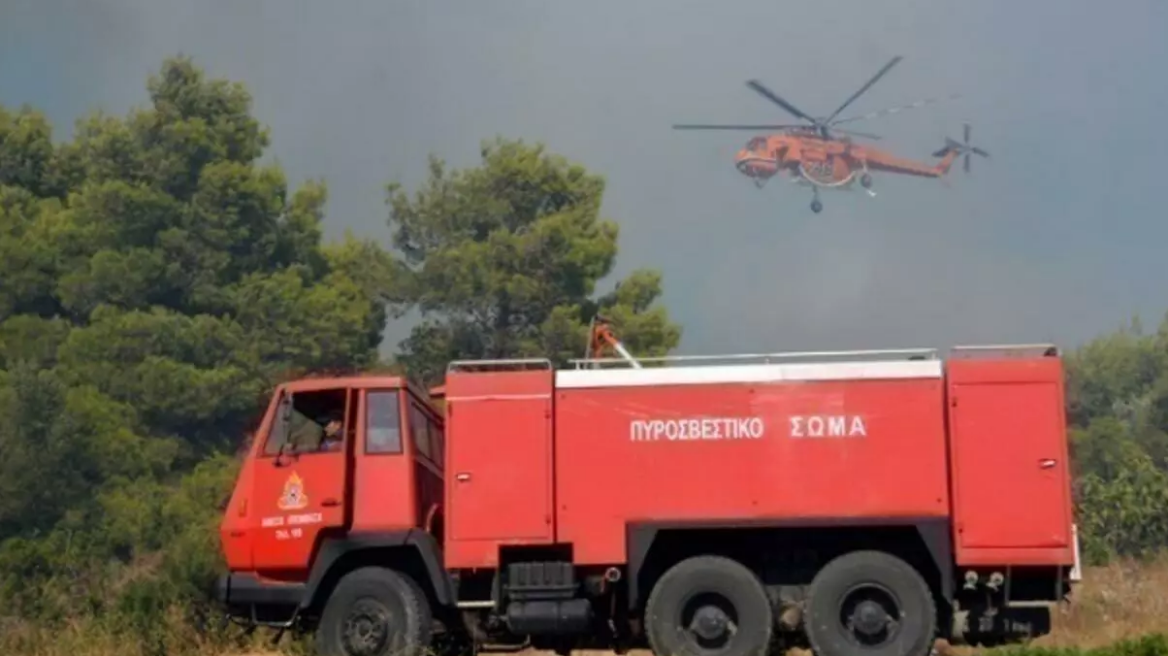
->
left=385, top=137, right=681, bottom=384
left=1064, top=317, right=1162, bottom=430
left=1075, top=448, right=1168, bottom=565
left=0, top=55, right=397, bottom=644
left=1063, top=311, right=1168, bottom=561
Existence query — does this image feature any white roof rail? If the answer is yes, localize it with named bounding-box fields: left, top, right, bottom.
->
left=949, top=344, right=1059, bottom=359
left=447, top=358, right=553, bottom=373
left=568, top=348, right=938, bottom=370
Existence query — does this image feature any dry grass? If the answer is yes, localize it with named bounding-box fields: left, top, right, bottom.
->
left=0, top=612, right=223, bottom=656
left=5, top=558, right=1168, bottom=656
left=1022, top=555, right=1168, bottom=649
left=928, top=555, right=1168, bottom=655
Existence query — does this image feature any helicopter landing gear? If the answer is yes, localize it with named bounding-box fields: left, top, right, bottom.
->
left=810, top=187, right=823, bottom=213
left=860, top=172, right=876, bottom=197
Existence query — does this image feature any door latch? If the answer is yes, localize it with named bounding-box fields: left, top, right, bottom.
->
left=456, top=473, right=471, bottom=482
left=1039, top=459, right=1057, bottom=469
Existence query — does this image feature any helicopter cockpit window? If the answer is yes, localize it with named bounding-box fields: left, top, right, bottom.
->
left=746, top=137, right=766, bottom=151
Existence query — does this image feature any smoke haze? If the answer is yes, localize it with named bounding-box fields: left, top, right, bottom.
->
left=3, top=0, right=1166, bottom=355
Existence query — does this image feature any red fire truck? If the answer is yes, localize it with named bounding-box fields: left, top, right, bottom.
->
left=215, top=338, right=1080, bottom=656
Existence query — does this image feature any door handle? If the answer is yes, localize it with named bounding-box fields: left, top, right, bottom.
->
left=456, top=473, right=471, bottom=482
left=1039, top=459, right=1057, bottom=469
left=322, top=498, right=340, bottom=507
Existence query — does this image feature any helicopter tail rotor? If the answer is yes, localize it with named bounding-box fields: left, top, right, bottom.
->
left=933, top=122, right=989, bottom=173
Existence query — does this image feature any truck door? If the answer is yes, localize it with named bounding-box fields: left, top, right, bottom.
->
left=949, top=370, right=1072, bottom=551
left=250, top=386, right=354, bottom=574
left=446, top=369, right=554, bottom=565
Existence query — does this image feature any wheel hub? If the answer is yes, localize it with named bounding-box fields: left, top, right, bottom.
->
left=690, top=605, right=730, bottom=640
left=841, top=583, right=902, bottom=647
left=342, top=599, right=392, bottom=656
left=852, top=600, right=889, bottom=635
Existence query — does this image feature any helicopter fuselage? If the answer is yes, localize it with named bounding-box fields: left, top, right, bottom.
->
left=734, top=133, right=956, bottom=190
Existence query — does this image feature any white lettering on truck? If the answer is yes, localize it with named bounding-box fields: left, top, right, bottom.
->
left=789, top=415, right=867, bottom=438
left=629, top=417, right=765, bottom=442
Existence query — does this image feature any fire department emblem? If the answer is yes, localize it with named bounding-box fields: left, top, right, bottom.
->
left=278, top=472, right=309, bottom=511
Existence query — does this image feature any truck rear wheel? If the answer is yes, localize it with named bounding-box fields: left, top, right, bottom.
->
left=314, top=566, right=433, bottom=656
left=644, top=555, right=774, bottom=656
left=803, top=550, right=936, bottom=656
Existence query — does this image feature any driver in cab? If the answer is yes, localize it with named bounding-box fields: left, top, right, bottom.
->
left=319, top=412, right=345, bottom=451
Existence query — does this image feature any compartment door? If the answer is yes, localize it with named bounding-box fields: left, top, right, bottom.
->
left=950, top=380, right=1071, bottom=549
left=447, top=379, right=554, bottom=544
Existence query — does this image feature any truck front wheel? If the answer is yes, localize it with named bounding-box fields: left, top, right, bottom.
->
left=314, top=567, right=433, bottom=656
left=644, top=555, right=774, bottom=656
left=803, top=550, right=936, bottom=656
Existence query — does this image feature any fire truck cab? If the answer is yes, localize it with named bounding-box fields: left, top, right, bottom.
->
left=215, top=375, right=447, bottom=616
left=216, top=344, right=1080, bottom=656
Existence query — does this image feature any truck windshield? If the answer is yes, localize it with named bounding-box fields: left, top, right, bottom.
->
left=366, top=389, right=403, bottom=454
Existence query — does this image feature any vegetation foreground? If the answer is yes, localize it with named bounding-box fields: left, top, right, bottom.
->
left=3, top=57, right=1168, bottom=655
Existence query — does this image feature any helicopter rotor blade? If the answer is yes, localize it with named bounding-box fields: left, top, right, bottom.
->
left=745, top=79, right=817, bottom=124
left=833, top=128, right=883, bottom=140
left=830, top=93, right=963, bottom=126
left=672, top=123, right=805, bottom=130
left=824, top=55, right=903, bottom=125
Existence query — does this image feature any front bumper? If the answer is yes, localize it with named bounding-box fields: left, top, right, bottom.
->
left=216, top=572, right=307, bottom=609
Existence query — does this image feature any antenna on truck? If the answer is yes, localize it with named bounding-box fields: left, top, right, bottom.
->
left=586, top=314, right=643, bottom=369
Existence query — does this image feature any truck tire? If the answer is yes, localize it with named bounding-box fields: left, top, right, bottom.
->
left=803, top=550, right=936, bottom=656
left=644, top=555, right=774, bottom=656
left=314, top=566, right=433, bottom=656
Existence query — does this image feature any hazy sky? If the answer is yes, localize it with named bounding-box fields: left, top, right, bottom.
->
left=3, top=0, right=1167, bottom=358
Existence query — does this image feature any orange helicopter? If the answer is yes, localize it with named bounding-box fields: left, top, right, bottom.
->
left=674, top=56, right=989, bottom=213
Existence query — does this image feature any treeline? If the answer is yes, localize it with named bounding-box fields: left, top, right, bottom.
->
left=0, top=56, right=1160, bottom=655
